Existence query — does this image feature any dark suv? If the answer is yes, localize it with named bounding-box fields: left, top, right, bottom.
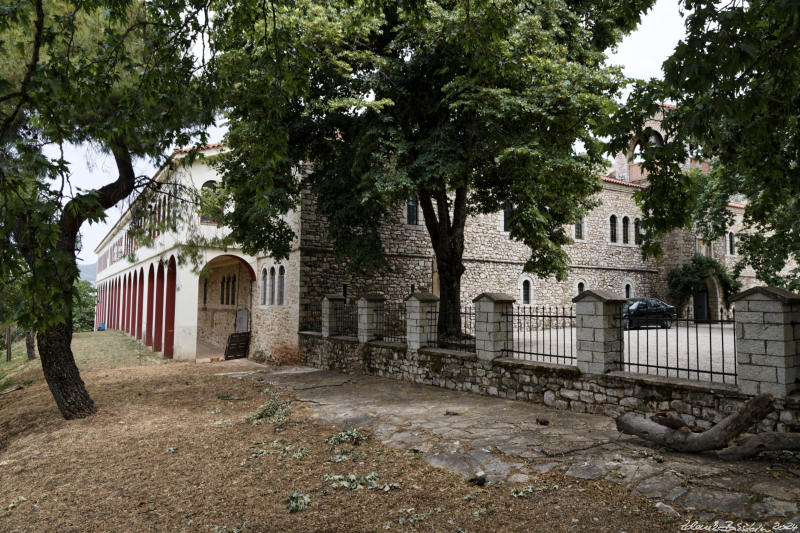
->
left=623, top=298, right=676, bottom=330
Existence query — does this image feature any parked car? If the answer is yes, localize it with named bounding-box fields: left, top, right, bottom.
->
left=623, top=298, right=676, bottom=330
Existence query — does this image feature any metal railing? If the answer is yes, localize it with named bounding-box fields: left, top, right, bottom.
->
left=503, top=306, right=576, bottom=365
left=374, top=302, right=407, bottom=343
left=300, top=302, right=322, bottom=332
left=330, top=302, right=358, bottom=337
left=619, top=309, right=737, bottom=384
left=426, top=306, right=476, bottom=353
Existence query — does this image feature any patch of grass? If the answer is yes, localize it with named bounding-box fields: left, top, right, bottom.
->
left=246, top=390, right=291, bottom=425
left=325, top=428, right=367, bottom=446
left=286, top=490, right=310, bottom=513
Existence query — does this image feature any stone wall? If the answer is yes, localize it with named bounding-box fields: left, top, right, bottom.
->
left=296, top=182, right=751, bottom=313
left=249, top=248, right=302, bottom=362
left=299, top=332, right=800, bottom=433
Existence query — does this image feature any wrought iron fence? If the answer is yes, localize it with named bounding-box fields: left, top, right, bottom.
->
left=619, top=310, right=737, bottom=384
left=502, top=306, right=576, bottom=365
left=299, top=302, right=322, bottom=332
left=426, top=306, right=476, bottom=353
left=330, top=302, right=358, bottom=337
left=374, top=302, right=407, bottom=343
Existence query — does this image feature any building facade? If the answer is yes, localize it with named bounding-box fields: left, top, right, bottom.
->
left=93, top=128, right=760, bottom=363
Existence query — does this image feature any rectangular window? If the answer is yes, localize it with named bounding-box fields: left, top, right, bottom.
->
left=406, top=197, right=418, bottom=225
left=575, top=219, right=583, bottom=240
left=503, top=205, right=513, bottom=232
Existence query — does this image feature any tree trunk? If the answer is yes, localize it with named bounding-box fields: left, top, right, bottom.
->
left=37, top=322, right=95, bottom=419
left=436, top=255, right=464, bottom=335
left=717, top=432, right=800, bottom=460
left=6, top=324, right=11, bottom=362
left=615, top=393, right=775, bottom=453
left=419, top=187, right=468, bottom=336
left=26, top=328, right=36, bottom=360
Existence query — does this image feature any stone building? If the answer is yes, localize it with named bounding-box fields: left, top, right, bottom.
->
left=93, top=122, right=760, bottom=363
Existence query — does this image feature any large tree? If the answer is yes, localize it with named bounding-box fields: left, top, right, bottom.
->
left=0, top=0, right=215, bottom=418
left=606, top=1, right=800, bottom=288
left=214, top=0, right=654, bottom=330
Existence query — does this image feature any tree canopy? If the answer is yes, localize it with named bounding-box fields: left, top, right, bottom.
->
left=213, top=0, right=656, bottom=327
left=1, top=0, right=216, bottom=417
left=606, top=0, right=800, bottom=289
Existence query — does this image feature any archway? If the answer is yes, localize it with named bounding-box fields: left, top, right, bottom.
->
left=154, top=262, right=165, bottom=352
left=692, top=276, right=722, bottom=321
left=146, top=264, right=155, bottom=346
left=195, top=254, right=255, bottom=360
left=136, top=267, right=144, bottom=340
left=164, top=256, right=177, bottom=358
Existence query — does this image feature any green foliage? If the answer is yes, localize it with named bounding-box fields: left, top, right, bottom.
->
left=72, top=280, right=97, bottom=332
left=606, top=1, right=800, bottom=289
left=325, top=428, right=367, bottom=446
left=285, top=490, right=310, bottom=513
left=321, top=471, right=400, bottom=492
left=246, top=390, right=291, bottom=425
left=667, top=255, right=742, bottom=308
left=213, top=0, right=656, bottom=305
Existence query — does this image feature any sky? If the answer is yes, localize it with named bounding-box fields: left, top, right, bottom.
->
left=68, top=0, right=686, bottom=267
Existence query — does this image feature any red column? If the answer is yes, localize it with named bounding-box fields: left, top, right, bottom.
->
left=164, top=256, right=177, bottom=358
left=154, top=262, right=165, bottom=352
left=136, top=267, right=144, bottom=340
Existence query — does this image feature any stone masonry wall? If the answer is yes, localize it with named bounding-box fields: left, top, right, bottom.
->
left=299, top=332, right=800, bottom=434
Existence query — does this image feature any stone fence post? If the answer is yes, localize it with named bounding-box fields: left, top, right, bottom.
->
left=573, top=290, right=626, bottom=374
left=405, top=293, right=439, bottom=350
left=473, top=293, right=515, bottom=361
left=358, top=293, right=386, bottom=343
left=321, top=294, right=345, bottom=338
left=730, top=286, right=800, bottom=399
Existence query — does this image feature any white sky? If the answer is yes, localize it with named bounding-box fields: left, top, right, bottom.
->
left=69, top=0, right=686, bottom=267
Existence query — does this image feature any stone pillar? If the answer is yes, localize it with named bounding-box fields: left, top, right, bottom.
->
left=405, top=293, right=439, bottom=350
left=358, top=293, right=386, bottom=343
left=730, top=286, right=800, bottom=399
left=573, top=290, right=626, bottom=374
left=321, top=294, right=345, bottom=338
left=473, top=293, right=515, bottom=361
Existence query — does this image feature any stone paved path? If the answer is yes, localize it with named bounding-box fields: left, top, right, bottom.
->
left=221, top=365, right=800, bottom=524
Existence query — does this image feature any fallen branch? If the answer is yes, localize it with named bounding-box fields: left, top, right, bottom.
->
left=717, top=433, right=800, bottom=460
left=616, top=394, right=775, bottom=453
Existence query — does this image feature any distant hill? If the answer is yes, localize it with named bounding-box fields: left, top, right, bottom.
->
left=79, top=263, right=97, bottom=284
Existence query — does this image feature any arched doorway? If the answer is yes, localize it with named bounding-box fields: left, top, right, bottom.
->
left=154, top=262, right=165, bottom=352
left=693, top=276, right=722, bottom=322
left=164, top=256, right=177, bottom=358
left=195, top=254, right=255, bottom=360
left=146, top=264, right=155, bottom=346
left=136, top=267, right=144, bottom=340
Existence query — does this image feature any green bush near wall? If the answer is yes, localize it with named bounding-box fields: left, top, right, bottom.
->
left=667, top=255, right=742, bottom=308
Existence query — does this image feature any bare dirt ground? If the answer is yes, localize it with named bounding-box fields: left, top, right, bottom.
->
left=1, top=332, right=673, bottom=532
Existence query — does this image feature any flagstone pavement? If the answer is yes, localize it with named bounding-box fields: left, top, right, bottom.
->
left=219, top=363, right=800, bottom=524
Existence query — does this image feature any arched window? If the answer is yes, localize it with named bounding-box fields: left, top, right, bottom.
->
left=577, top=282, right=585, bottom=295
left=729, top=232, right=736, bottom=255
left=220, top=277, right=225, bottom=305
left=625, top=283, right=632, bottom=299
left=522, top=279, right=531, bottom=305
left=200, top=181, right=218, bottom=224
left=622, top=216, right=630, bottom=244
left=609, top=215, right=617, bottom=243
left=225, top=275, right=230, bottom=305
left=574, top=218, right=584, bottom=240
left=407, top=197, right=418, bottom=225
left=634, top=218, right=642, bottom=245
left=203, top=279, right=208, bottom=305
left=231, top=275, right=236, bottom=306
left=261, top=268, right=268, bottom=305
left=278, top=266, right=285, bottom=305
left=269, top=267, right=276, bottom=305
